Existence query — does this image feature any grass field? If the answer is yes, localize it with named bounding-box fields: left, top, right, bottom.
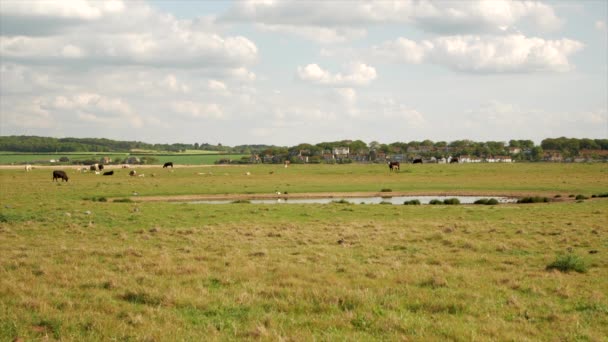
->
left=0, top=153, right=247, bottom=165
left=1, top=163, right=607, bottom=340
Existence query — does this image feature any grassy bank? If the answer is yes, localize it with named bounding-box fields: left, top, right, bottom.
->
left=0, top=153, right=247, bottom=165
left=0, top=163, right=607, bottom=340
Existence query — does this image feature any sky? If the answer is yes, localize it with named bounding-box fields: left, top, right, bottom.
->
left=0, top=0, right=606, bottom=146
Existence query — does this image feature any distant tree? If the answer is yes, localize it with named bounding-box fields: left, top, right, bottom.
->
left=530, top=146, right=544, bottom=161
left=368, top=141, right=381, bottom=151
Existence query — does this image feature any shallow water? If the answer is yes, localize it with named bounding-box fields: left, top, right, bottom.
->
left=189, top=196, right=516, bottom=205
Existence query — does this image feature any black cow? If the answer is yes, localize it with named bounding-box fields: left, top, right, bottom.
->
left=52, top=170, right=69, bottom=182
left=103, top=170, right=114, bottom=176
left=163, top=162, right=173, bottom=168
left=450, top=157, right=459, bottom=164
left=388, top=161, right=400, bottom=171
left=98, top=164, right=104, bottom=171
left=413, top=158, right=423, bottom=164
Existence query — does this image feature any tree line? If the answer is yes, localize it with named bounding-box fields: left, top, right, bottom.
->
left=1, top=135, right=606, bottom=159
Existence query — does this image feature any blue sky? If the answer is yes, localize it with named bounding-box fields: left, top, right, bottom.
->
left=1, top=0, right=606, bottom=145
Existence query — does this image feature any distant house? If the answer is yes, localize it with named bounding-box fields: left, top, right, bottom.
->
left=459, top=155, right=482, bottom=163
left=579, top=149, right=608, bottom=161
left=495, top=156, right=513, bottom=163
left=351, top=153, right=369, bottom=162
left=322, top=153, right=334, bottom=162
left=333, top=147, right=349, bottom=157
left=543, top=150, right=563, bottom=162
left=392, top=154, right=406, bottom=162
left=508, top=147, right=522, bottom=154
left=125, top=156, right=140, bottom=164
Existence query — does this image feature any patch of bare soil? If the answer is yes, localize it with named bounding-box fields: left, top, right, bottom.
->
left=120, top=191, right=531, bottom=203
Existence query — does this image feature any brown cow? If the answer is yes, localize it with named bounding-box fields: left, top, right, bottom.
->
left=52, top=170, right=69, bottom=182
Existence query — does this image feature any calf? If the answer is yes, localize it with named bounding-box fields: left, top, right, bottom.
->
left=98, top=164, right=104, bottom=171
left=450, top=157, right=459, bottom=164
left=103, top=170, right=114, bottom=176
left=388, top=161, right=400, bottom=171
left=52, top=170, right=69, bottom=182
left=25, top=165, right=32, bottom=172
left=129, top=170, right=137, bottom=176
left=163, top=162, right=173, bottom=168
left=413, top=158, right=423, bottom=164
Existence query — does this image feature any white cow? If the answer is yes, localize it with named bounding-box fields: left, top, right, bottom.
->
left=25, top=165, right=32, bottom=172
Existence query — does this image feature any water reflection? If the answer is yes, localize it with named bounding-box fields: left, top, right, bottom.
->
left=189, top=196, right=516, bottom=205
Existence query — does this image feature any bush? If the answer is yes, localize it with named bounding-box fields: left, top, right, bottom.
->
left=475, top=198, right=499, bottom=205
left=331, top=199, right=351, bottom=204
left=429, top=199, right=443, bottom=205
left=592, top=192, right=608, bottom=198
left=231, top=199, right=251, bottom=204
left=380, top=188, right=392, bottom=192
left=486, top=198, right=499, bottom=205
left=403, top=199, right=421, bottom=205
left=443, top=198, right=460, bottom=205
left=113, top=198, right=133, bottom=203
left=546, top=254, right=588, bottom=273
left=379, top=201, right=392, bottom=205
left=518, top=196, right=549, bottom=203
left=575, top=194, right=588, bottom=200
left=84, top=196, right=107, bottom=202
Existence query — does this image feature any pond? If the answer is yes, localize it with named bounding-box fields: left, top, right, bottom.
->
left=188, top=196, right=517, bottom=205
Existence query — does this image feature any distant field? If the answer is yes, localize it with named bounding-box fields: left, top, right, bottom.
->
left=0, top=153, right=247, bottom=165
left=0, top=163, right=606, bottom=340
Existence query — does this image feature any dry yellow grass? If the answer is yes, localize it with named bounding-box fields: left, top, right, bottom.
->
left=0, top=164, right=607, bottom=340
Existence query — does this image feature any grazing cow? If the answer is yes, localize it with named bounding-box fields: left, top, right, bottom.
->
left=413, top=158, right=423, bottom=164
left=450, top=157, right=459, bottom=164
left=52, top=170, right=69, bottom=182
left=25, top=164, right=32, bottom=172
left=129, top=170, right=137, bottom=176
left=388, top=161, right=400, bottom=171
left=163, top=162, right=173, bottom=168
left=90, top=164, right=98, bottom=171
left=122, top=165, right=130, bottom=168
left=98, top=164, right=104, bottom=171
left=103, top=170, right=114, bottom=176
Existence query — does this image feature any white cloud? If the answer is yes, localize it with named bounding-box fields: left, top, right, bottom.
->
left=1, top=0, right=124, bottom=20
left=208, top=79, right=228, bottom=92
left=161, top=74, right=190, bottom=93
left=372, top=38, right=429, bottom=64
left=46, top=93, right=144, bottom=128
left=373, top=34, right=583, bottom=73
left=224, top=0, right=561, bottom=43
left=297, top=62, right=376, bottom=86
left=596, top=20, right=607, bottom=31
left=372, top=98, right=426, bottom=127
left=0, top=1, right=258, bottom=69
left=255, top=23, right=366, bottom=44
left=334, top=88, right=357, bottom=103
left=172, top=101, right=224, bottom=119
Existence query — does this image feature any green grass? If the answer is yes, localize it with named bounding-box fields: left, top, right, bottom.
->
left=1, top=163, right=607, bottom=340
left=0, top=153, right=247, bottom=165
left=546, top=254, right=589, bottom=273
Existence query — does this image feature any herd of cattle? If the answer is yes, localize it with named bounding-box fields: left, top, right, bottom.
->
left=42, top=161, right=174, bottom=182
left=38, top=158, right=456, bottom=181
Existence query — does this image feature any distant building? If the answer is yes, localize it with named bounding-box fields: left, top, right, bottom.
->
left=333, top=147, right=349, bottom=157
left=125, top=156, right=140, bottom=164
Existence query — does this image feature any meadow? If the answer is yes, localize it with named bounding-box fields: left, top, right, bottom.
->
left=0, top=163, right=607, bottom=340
left=0, top=152, right=247, bottom=165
